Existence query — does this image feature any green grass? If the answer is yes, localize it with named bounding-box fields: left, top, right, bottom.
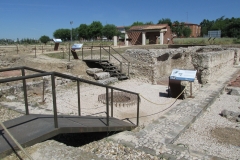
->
left=173, top=37, right=239, bottom=45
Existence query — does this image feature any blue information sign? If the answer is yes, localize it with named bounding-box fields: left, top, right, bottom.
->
left=170, top=69, right=197, bottom=82
left=71, top=44, right=83, bottom=49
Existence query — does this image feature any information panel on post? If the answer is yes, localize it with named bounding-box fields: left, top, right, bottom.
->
left=71, top=44, right=83, bottom=50
left=170, top=69, right=197, bottom=82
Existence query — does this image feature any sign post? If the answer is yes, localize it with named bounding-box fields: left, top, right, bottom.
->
left=169, top=69, right=197, bottom=98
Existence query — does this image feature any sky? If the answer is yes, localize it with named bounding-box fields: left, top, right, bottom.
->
left=0, top=0, right=239, bottom=40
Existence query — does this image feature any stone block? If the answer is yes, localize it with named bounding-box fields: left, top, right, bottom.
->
left=94, top=72, right=110, bottom=80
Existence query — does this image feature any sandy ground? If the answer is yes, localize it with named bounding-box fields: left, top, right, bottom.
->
left=1, top=78, right=181, bottom=126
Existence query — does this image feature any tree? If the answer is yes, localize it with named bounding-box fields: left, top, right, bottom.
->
left=145, top=21, right=154, bottom=25
left=78, top=24, right=89, bottom=40
left=88, top=21, right=103, bottom=39
left=182, top=27, right=192, bottom=37
left=39, top=35, right=50, bottom=44
left=172, top=21, right=184, bottom=37
left=200, top=19, right=214, bottom=36
left=225, top=18, right=240, bottom=38
left=53, top=29, right=71, bottom=41
left=102, top=24, right=118, bottom=40
left=157, top=18, right=172, bottom=27
left=131, top=21, right=144, bottom=26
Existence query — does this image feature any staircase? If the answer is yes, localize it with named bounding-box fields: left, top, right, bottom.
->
left=96, top=61, right=128, bottom=80
left=81, top=46, right=130, bottom=81
left=84, top=60, right=128, bottom=80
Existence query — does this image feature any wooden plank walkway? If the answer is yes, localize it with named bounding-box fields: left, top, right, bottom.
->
left=0, top=114, right=135, bottom=158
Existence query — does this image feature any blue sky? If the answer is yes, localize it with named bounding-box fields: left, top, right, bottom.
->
left=0, top=0, right=239, bottom=40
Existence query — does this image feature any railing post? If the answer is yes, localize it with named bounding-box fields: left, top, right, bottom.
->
left=51, top=73, right=58, bottom=128
left=111, top=88, right=113, bottom=117
left=137, top=94, right=140, bottom=126
left=91, top=46, right=92, bottom=59
left=100, top=46, right=102, bottom=62
left=77, top=80, right=81, bottom=116
left=34, top=45, right=36, bottom=58
left=69, top=43, right=70, bottom=62
left=42, top=78, right=45, bottom=103
left=106, top=87, right=109, bottom=126
left=109, top=46, right=110, bottom=61
left=128, top=62, right=130, bottom=78
left=82, top=46, right=84, bottom=60
left=120, top=62, right=122, bottom=73
left=21, top=68, right=29, bottom=115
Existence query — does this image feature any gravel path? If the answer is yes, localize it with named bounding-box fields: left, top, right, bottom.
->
left=174, top=89, right=240, bottom=159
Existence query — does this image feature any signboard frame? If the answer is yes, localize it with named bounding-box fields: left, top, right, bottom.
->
left=170, top=69, right=197, bottom=82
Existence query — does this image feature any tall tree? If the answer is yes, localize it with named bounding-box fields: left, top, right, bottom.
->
left=145, top=21, right=154, bottom=25
left=200, top=19, right=214, bottom=36
left=225, top=17, right=240, bottom=38
left=88, top=21, right=103, bottom=39
left=39, top=35, right=50, bottom=44
left=102, top=24, right=118, bottom=40
left=131, top=21, right=144, bottom=26
left=53, top=29, right=71, bottom=41
left=172, top=21, right=185, bottom=37
left=182, top=27, right=192, bottom=37
left=78, top=24, right=89, bottom=40
left=157, top=18, right=172, bottom=27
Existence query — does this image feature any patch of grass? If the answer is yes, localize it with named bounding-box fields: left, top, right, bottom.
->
left=173, top=37, right=236, bottom=45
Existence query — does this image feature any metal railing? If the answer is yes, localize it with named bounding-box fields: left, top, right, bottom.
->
left=0, top=66, right=140, bottom=128
left=81, top=45, right=130, bottom=77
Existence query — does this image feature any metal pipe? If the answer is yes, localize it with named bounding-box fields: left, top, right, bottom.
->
left=68, top=43, right=70, bottom=62
left=106, top=87, right=109, bottom=126
left=109, top=46, right=110, bottom=61
left=21, top=68, right=29, bottom=115
left=120, top=62, right=122, bottom=73
left=91, top=47, right=92, bottom=59
left=82, top=46, right=83, bottom=60
left=42, top=78, right=45, bottom=103
left=77, top=80, right=81, bottom=116
left=51, top=73, right=58, bottom=128
left=35, top=45, right=36, bottom=58
left=137, top=94, right=140, bottom=126
left=100, top=46, right=102, bottom=62
left=128, top=62, right=130, bottom=77
left=111, top=88, right=113, bottom=117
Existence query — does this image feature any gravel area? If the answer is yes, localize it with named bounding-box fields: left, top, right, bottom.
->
left=174, top=90, right=240, bottom=160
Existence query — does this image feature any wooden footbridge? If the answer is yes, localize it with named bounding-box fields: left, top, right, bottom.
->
left=0, top=66, right=140, bottom=158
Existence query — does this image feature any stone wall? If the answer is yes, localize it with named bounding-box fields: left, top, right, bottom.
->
left=123, top=46, right=239, bottom=86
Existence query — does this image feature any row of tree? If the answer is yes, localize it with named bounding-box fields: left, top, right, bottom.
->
left=49, top=19, right=192, bottom=43
left=52, top=21, right=120, bottom=42
left=0, top=38, right=40, bottom=45
left=32, top=16, right=240, bottom=44
left=200, top=16, right=240, bottom=38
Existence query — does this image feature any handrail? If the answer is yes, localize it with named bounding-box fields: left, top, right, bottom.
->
left=110, top=46, right=129, bottom=63
left=101, top=47, right=121, bottom=63
left=0, top=66, right=140, bottom=127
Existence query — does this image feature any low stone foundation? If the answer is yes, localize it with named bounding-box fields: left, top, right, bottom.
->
left=122, top=46, right=240, bottom=96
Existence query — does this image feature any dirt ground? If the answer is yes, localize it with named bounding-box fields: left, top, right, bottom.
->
left=1, top=45, right=240, bottom=159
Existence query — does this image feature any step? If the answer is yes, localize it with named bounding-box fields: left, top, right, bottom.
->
left=106, top=69, right=121, bottom=73
left=103, top=66, right=116, bottom=69
left=118, top=76, right=128, bottom=80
